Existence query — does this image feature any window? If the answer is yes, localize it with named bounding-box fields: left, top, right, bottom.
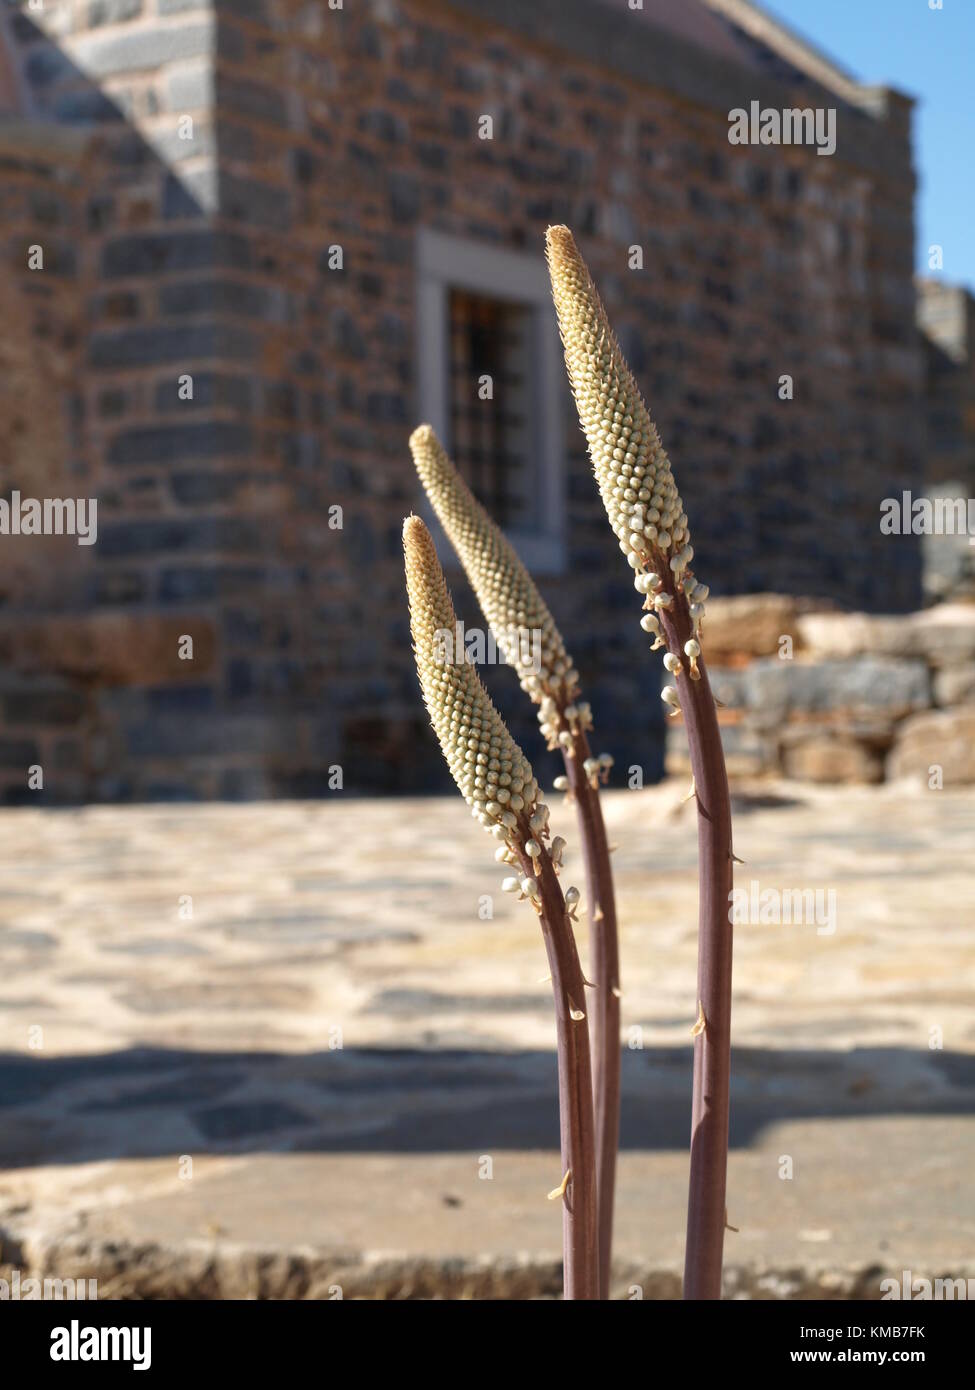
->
left=448, top=288, right=534, bottom=528
left=415, top=229, right=566, bottom=573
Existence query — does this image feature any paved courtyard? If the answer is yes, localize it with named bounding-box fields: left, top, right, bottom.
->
left=0, top=780, right=973, bottom=1297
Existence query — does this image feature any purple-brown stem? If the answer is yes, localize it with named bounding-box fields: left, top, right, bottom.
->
left=657, top=590, right=733, bottom=1301
left=514, top=816, right=599, bottom=1300
left=562, top=727, right=620, bottom=1299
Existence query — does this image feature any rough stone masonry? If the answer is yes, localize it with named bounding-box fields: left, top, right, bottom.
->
left=0, top=0, right=946, bottom=801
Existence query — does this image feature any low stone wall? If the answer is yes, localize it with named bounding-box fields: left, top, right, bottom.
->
left=666, top=594, right=975, bottom=784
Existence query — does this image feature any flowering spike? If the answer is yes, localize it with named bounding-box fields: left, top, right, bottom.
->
left=544, top=225, right=693, bottom=576
left=409, top=424, right=576, bottom=704
left=545, top=228, right=733, bottom=1301
left=403, top=515, right=538, bottom=836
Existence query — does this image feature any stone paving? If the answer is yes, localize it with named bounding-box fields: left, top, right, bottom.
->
left=0, top=780, right=973, bottom=1297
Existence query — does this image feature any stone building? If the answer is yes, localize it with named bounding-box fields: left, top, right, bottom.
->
left=0, top=0, right=941, bottom=802
left=916, top=279, right=975, bottom=602
left=918, top=280, right=975, bottom=489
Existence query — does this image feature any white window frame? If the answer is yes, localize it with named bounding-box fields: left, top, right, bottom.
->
left=415, top=227, right=567, bottom=575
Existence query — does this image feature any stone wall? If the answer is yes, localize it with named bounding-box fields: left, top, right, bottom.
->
left=204, top=0, right=924, bottom=798
left=917, top=279, right=975, bottom=495
left=0, top=116, right=93, bottom=802
left=0, top=2, right=243, bottom=801
left=916, top=279, right=975, bottom=603
left=0, top=0, right=930, bottom=801
left=666, top=594, right=975, bottom=785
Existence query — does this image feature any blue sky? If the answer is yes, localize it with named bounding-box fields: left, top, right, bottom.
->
left=766, top=0, right=974, bottom=291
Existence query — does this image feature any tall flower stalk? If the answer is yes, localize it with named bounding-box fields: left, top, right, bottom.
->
left=402, top=515, right=599, bottom=1299
left=409, top=425, right=620, bottom=1298
left=546, top=226, right=734, bottom=1300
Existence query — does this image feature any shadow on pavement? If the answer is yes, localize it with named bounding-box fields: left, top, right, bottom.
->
left=1, top=1042, right=972, bottom=1168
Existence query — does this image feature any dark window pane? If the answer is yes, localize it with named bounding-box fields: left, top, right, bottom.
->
left=448, top=288, right=534, bottom=527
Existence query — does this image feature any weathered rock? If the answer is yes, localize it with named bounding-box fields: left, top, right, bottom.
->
left=797, top=605, right=975, bottom=668
left=700, top=594, right=799, bottom=663
left=745, top=658, right=929, bottom=727
left=887, top=706, right=975, bottom=783
left=914, top=603, right=975, bottom=667
left=780, top=734, right=884, bottom=785
left=796, top=612, right=916, bottom=660
left=933, top=663, right=975, bottom=706
left=2, top=1231, right=967, bottom=1301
